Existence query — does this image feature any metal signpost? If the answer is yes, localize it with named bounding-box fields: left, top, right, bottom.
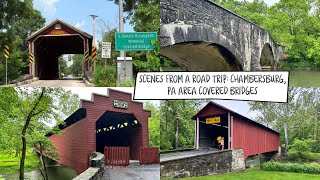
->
left=3, top=45, right=9, bottom=85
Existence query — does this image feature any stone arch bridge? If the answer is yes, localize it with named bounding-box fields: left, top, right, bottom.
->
left=160, top=0, right=285, bottom=71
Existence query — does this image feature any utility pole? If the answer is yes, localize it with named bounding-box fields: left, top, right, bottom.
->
left=90, top=15, right=98, bottom=72
left=119, top=0, right=127, bottom=81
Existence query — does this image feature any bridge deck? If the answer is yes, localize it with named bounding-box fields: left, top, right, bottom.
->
left=160, top=149, right=226, bottom=162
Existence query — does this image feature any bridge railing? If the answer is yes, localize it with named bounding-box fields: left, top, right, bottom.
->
left=104, top=146, right=130, bottom=166
left=140, top=147, right=160, bottom=165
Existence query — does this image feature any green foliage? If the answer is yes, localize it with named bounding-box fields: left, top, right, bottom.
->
left=0, top=88, right=79, bottom=177
left=0, top=0, right=45, bottom=84
left=288, top=139, right=320, bottom=162
left=0, top=153, right=39, bottom=173
left=93, top=65, right=116, bottom=87
left=69, top=55, right=84, bottom=77
left=178, top=168, right=320, bottom=180
left=160, top=100, right=205, bottom=150
left=261, top=161, right=320, bottom=174
left=290, top=139, right=314, bottom=152
left=119, top=78, right=136, bottom=87
left=58, top=57, right=69, bottom=77
left=133, top=40, right=161, bottom=72
left=212, top=0, right=320, bottom=69
left=145, top=102, right=160, bottom=147
left=249, top=88, right=320, bottom=155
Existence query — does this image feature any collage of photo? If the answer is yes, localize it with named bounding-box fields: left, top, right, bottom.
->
left=0, top=0, right=320, bottom=180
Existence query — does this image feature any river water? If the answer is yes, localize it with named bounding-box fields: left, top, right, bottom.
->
left=0, top=166, right=77, bottom=180
left=289, top=70, right=320, bottom=87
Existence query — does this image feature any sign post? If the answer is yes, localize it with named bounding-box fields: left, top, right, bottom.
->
left=4, top=45, right=9, bottom=85
left=102, top=42, right=111, bottom=66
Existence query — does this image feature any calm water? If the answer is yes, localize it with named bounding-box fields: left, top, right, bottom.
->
left=289, top=70, right=320, bottom=87
left=0, top=166, right=77, bottom=180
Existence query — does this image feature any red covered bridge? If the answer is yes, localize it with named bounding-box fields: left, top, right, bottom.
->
left=27, top=19, right=93, bottom=80
left=48, top=89, right=153, bottom=174
left=192, top=101, right=280, bottom=159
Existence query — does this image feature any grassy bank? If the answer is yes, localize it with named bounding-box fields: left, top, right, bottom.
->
left=162, top=169, right=320, bottom=180
left=0, top=153, right=39, bottom=173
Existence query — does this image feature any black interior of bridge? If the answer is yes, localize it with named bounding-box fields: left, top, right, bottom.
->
left=96, top=111, right=141, bottom=153
left=160, top=42, right=243, bottom=71
left=199, top=113, right=229, bottom=149
left=34, top=35, right=84, bottom=79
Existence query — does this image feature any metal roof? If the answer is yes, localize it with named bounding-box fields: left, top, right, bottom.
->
left=192, top=101, right=280, bottom=134
left=27, top=19, right=93, bottom=41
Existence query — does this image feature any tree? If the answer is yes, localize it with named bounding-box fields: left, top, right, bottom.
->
left=0, top=88, right=79, bottom=180
left=160, top=100, right=205, bottom=150
left=249, top=88, right=320, bottom=155
left=0, top=0, right=45, bottom=84
left=69, top=55, right=84, bottom=77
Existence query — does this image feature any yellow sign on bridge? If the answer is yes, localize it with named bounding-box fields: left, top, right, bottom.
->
left=206, top=117, right=221, bottom=124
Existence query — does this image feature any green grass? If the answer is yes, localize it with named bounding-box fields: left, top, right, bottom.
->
left=162, top=169, right=320, bottom=180
left=0, top=153, right=39, bottom=173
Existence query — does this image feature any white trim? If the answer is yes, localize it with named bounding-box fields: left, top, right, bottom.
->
left=228, top=112, right=231, bottom=149
left=231, top=115, right=234, bottom=149
left=196, top=117, right=199, bottom=150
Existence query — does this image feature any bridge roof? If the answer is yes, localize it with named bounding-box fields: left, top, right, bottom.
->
left=192, top=101, right=280, bottom=135
left=27, top=19, right=93, bottom=41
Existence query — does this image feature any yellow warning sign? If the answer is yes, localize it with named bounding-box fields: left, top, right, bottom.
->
left=29, top=52, right=34, bottom=64
left=92, top=46, right=97, bottom=61
left=4, top=45, right=9, bottom=59
left=84, top=50, right=89, bottom=62
left=206, top=117, right=221, bottom=124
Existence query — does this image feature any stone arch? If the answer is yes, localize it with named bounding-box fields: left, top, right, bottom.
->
left=259, top=43, right=276, bottom=70
left=160, top=25, right=243, bottom=71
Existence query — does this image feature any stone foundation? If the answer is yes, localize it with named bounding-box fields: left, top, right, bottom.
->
left=73, top=152, right=105, bottom=180
left=160, top=149, right=245, bottom=178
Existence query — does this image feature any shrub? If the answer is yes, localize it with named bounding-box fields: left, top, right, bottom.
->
left=290, top=139, right=314, bottom=153
left=93, top=65, right=116, bottom=87
left=288, top=151, right=313, bottom=162
left=119, top=78, right=136, bottom=87
left=261, top=161, right=320, bottom=174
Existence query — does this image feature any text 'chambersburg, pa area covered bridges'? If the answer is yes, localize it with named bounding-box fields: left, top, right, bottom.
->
left=160, top=0, right=285, bottom=71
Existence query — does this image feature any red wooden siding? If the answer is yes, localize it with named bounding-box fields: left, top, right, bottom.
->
left=193, top=102, right=280, bottom=160
left=232, top=116, right=280, bottom=159
left=49, top=89, right=151, bottom=174
left=81, top=90, right=151, bottom=161
left=104, top=146, right=130, bottom=166
left=139, top=147, right=160, bottom=165
left=48, top=118, right=88, bottom=174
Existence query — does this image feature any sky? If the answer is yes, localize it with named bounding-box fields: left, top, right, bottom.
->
left=63, top=87, right=257, bottom=120
left=33, top=0, right=134, bottom=42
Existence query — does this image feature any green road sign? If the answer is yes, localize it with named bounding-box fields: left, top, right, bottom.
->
left=115, top=32, right=157, bottom=51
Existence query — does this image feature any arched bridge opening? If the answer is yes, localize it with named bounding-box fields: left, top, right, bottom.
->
left=34, top=35, right=85, bottom=79
left=28, top=19, right=93, bottom=80
left=260, top=43, right=276, bottom=70
left=160, top=42, right=243, bottom=71
left=96, top=111, right=142, bottom=160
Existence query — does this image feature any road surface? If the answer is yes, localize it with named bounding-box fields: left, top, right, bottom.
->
left=103, top=164, right=160, bottom=180
left=20, top=79, right=87, bottom=87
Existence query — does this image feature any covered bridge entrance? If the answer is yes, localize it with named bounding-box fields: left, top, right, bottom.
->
left=27, top=19, right=93, bottom=80
left=48, top=89, right=152, bottom=174
left=192, top=102, right=280, bottom=159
